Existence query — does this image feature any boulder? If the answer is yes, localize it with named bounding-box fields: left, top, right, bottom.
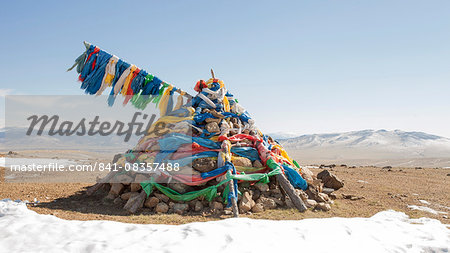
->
left=205, top=117, right=221, bottom=124
left=192, top=158, right=218, bottom=173
left=251, top=203, right=264, bottom=213
left=131, top=174, right=148, bottom=192
left=315, top=202, right=331, bottom=211
left=317, top=170, right=344, bottom=190
left=154, top=193, right=170, bottom=203
left=254, top=183, right=269, bottom=192
left=155, top=203, right=169, bottom=213
left=305, top=199, right=318, bottom=208
left=205, top=122, right=220, bottom=133
left=194, top=200, right=204, bottom=212
left=232, top=157, right=252, bottom=167
left=257, top=196, right=277, bottom=209
left=109, top=183, right=124, bottom=196
left=172, top=203, right=189, bottom=215
left=239, top=191, right=255, bottom=213
left=210, top=201, right=224, bottom=212
left=130, top=183, right=141, bottom=192
left=169, top=183, right=192, bottom=194
left=305, top=186, right=327, bottom=203
left=322, top=187, right=335, bottom=194
left=144, top=196, right=159, bottom=208
left=121, top=192, right=139, bottom=201
left=113, top=197, right=124, bottom=205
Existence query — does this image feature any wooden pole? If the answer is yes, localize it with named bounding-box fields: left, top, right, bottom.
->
left=218, top=140, right=239, bottom=217
left=277, top=173, right=307, bottom=212
left=211, top=69, right=215, bottom=79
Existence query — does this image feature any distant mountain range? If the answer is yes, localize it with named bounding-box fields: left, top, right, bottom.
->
left=2, top=127, right=450, bottom=166
left=270, top=130, right=450, bottom=167
left=0, top=127, right=138, bottom=152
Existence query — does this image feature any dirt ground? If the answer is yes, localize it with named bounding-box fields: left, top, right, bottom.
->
left=1, top=164, right=449, bottom=225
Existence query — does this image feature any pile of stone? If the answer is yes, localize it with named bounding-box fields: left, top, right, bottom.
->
left=95, top=167, right=344, bottom=215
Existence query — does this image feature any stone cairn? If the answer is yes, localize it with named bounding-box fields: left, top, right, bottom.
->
left=85, top=75, right=344, bottom=216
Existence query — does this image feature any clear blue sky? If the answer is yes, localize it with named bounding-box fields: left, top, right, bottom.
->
left=1, top=0, right=449, bottom=137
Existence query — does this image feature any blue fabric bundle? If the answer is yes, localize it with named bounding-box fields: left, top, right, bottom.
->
left=200, top=162, right=233, bottom=179
left=282, top=164, right=308, bottom=190
left=155, top=133, right=221, bottom=162
left=130, top=70, right=146, bottom=94
left=81, top=51, right=112, bottom=95
left=230, top=147, right=259, bottom=161
left=79, top=45, right=97, bottom=81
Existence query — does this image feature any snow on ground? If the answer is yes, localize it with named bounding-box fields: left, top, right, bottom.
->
left=419, top=200, right=431, bottom=205
left=0, top=200, right=448, bottom=253
left=408, top=205, right=448, bottom=215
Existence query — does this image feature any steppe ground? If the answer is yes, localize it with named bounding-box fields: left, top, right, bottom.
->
left=0, top=150, right=449, bottom=224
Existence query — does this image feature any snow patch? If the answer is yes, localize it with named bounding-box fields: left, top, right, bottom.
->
left=408, top=205, right=448, bottom=215
left=0, top=199, right=449, bottom=253
left=419, top=200, right=431, bottom=205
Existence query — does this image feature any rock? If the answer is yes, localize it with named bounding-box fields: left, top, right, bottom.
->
left=172, top=203, right=189, bottom=215
left=169, top=183, right=192, bottom=194
left=205, top=122, right=220, bottom=133
left=194, top=201, right=204, bottom=212
left=285, top=197, right=295, bottom=208
left=317, top=170, right=344, bottom=190
left=342, top=194, right=364, bottom=201
left=251, top=203, right=264, bottom=213
left=124, top=193, right=144, bottom=211
left=144, top=196, right=159, bottom=208
left=109, top=183, right=124, bottom=196
left=318, top=193, right=330, bottom=202
left=205, top=117, right=221, bottom=124
left=252, top=160, right=264, bottom=168
left=305, top=199, right=317, bottom=208
left=121, top=192, right=139, bottom=201
left=232, top=157, right=252, bottom=167
left=269, top=197, right=284, bottom=206
left=192, top=158, right=217, bottom=173
left=257, top=196, right=277, bottom=209
left=328, top=193, right=337, bottom=200
left=154, top=193, right=170, bottom=203
left=305, top=187, right=327, bottom=202
left=104, top=193, right=116, bottom=200
left=130, top=183, right=141, bottom=192
left=300, top=167, right=315, bottom=183
left=155, top=203, right=169, bottom=213
left=315, top=202, right=331, bottom=211
left=131, top=174, right=149, bottom=192
left=322, top=187, right=335, bottom=194
left=210, top=201, right=224, bottom=212
left=252, top=189, right=261, bottom=201
left=298, top=190, right=309, bottom=201
left=311, top=179, right=323, bottom=193
left=254, top=183, right=269, bottom=192
left=239, top=191, right=255, bottom=212
left=113, top=197, right=124, bottom=204
left=270, top=188, right=281, bottom=195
